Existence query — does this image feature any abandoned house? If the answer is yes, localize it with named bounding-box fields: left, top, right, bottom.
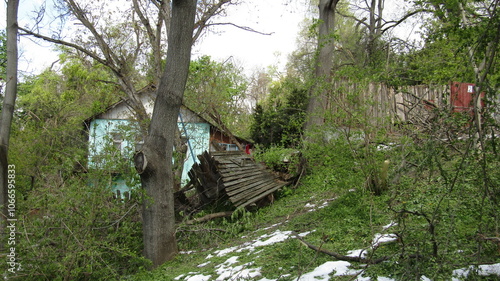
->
left=85, top=89, right=249, bottom=196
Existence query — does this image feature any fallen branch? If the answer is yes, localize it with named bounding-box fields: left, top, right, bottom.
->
left=292, top=232, right=389, bottom=264
left=185, top=211, right=233, bottom=225
left=177, top=227, right=227, bottom=233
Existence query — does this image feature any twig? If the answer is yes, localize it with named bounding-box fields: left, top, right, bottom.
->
left=92, top=203, right=138, bottom=230
left=292, top=232, right=390, bottom=264
left=177, top=228, right=227, bottom=233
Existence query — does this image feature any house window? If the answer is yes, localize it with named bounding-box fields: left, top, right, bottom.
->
left=218, top=143, right=239, bottom=151
left=135, top=140, right=144, bottom=152
left=111, top=133, right=123, bottom=152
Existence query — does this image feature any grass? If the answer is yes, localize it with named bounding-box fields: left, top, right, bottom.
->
left=125, top=134, right=500, bottom=281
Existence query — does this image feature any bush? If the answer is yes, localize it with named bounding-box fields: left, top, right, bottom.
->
left=4, top=173, right=149, bottom=281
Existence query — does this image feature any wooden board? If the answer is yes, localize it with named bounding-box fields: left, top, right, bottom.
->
left=187, top=150, right=288, bottom=208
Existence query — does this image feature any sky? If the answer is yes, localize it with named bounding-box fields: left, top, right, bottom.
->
left=1, top=0, right=423, bottom=78
left=191, top=0, right=311, bottom=73
left=1, top=0, right=311, bottom=76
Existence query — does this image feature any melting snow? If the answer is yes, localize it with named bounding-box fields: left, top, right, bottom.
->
left=371, top=233, right=398, bottom=248
left=346, top=249, right=367, bottom=259
left=175, top=219, right=500, bottom=281
left=294, top=261, right=361, bottom=281
left=452, top=263, right=500, bottom=280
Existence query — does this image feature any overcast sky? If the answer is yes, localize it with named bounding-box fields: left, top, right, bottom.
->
left=1, top=0, right=310, bottom=76
left=2, top=0, right=420, bottom=77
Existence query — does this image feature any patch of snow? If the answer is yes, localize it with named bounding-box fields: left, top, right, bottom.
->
left=261, top=222, right=283, bottom=231
left=222, top=256, right=239, bottom=266
left=305, top=199, right=334, bottom=212
left=180, top=250, right=196, bottom=254
left=214, top=245, right=240, bottom=257
left=186, top=274, right=212, bottom=281
left=377, top=277, right=396, bottom=281
left=372, top=233, right=398, bottom=248
left=197, top=261, right=211, bottom=268
left=452, top=263, right=500, bottom=280
left=294, top=261, right=361, bottom=281
left=297, top=230, right=314, bottom=237
left=318, top=201, right=329, bottom=209
left=346, top=249, right=367, bottom=259
left=253, top=230, right=293, bottom=247
left=214, top=230, right=311, bottom=258
left=382, top=221, right=397, bottom=230
left=377, top=143, right=396, bottom=151
left=215, top=259, right=261, bottom=281
left=304, top=203, right=315, bottom=208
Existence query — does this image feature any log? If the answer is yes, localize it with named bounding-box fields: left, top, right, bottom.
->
left=185, top=211, right=233, bottom=225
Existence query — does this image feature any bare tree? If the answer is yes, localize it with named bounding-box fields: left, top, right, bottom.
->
left=19, top=0, right=236, bottom=129
left=338, top=0, right=424, bottom=66
left=0, top=0, right=19, bottom=248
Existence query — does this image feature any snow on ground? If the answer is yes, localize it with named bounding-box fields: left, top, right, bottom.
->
left=293, top=261, right=362, bottom=281
left=452, top=263, right=500, bottom=280
left=175, top=201, right=500, bottom=281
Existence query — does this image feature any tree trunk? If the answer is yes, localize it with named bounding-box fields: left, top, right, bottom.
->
left=134, top=0, right=197, bottom=268
left=0, top=0, right=19, bottom=250
left=304, top=0, right=339, bottom=131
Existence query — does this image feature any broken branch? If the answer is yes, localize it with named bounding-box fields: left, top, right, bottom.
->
left=185, top=211, right=233, bottom=225
left=293, top=232, right=390, bottom=264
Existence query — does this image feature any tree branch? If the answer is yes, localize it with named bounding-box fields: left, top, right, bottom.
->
left=64, top=0, right=120, bottom=67
left=185, top=211, right=233, bottom=225
left=18, top=26, right=113, bottom=72
left=201, top=22, right=273, bottom=36
left=380, top=9, right=430, bottom=35
left=293, top=232, right=390, bottom=264
left=92, top=203, right=139, bottom=230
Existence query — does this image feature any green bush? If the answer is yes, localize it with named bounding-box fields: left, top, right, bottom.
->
left=9, top=174, right=149, bottom=281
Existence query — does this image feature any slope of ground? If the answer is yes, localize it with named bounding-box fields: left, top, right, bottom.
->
left=126, top=137, right=500, bottom=280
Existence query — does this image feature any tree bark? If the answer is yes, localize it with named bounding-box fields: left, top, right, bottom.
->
left=304, top=0, right=339, bottom=131
left=136, top=0, right=197, bottom=268
left=0, top=0, right=19, bottom=249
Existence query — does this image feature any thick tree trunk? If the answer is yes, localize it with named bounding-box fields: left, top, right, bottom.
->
left=304, top=0, right=339, bottom=131
left=135, top=0, right=197, bottom=268
left=0, top=0, right=19, bottom=249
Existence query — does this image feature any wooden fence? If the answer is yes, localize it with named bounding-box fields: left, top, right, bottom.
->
left=326, top=79, right=449, bottom=129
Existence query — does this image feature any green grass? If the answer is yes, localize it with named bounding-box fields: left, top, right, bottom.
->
left=125, top=136, right=500, bottom=281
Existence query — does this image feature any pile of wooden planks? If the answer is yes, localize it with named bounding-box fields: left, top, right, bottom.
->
left=188, top=151, right=287, bottom=208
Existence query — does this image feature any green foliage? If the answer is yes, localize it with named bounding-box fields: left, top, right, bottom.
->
left=250, top=77, right=308, bottom=148
left=0, top=29, right=6, bottom=80
left=2, top=57, right=148, bottom=279
left=184, top=56, right=250, bottom=138
left=11, top=175, right=149, bottom=280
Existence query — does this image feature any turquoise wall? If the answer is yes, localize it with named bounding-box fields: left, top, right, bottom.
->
left=88, top=119, right=210, bottom=194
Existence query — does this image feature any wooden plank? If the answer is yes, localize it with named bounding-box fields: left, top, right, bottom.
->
left=232, top=182, right=287, bottom=208
left=219, top=166, right=260, bottom=175
left=223, top=173, right=274, bottom=188
left=225, top=177, right=276, bottom=197
left=222, top=169, right=270, bottom=182
left=227, top=179, right=278, bottom=201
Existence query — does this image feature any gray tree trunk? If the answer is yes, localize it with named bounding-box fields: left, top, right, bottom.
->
left=304, top=0, right=339, bottom=130
left=0, top=0, right=19, bottom=249
left=134, top=0, right=197, bottom=268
